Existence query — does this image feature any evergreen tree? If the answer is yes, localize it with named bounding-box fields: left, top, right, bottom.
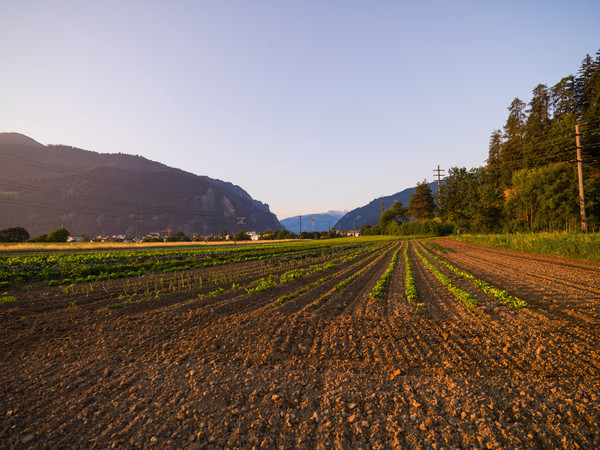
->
left=379, top=199, right=407, bottom=234
left=487, top=129, right=503, bottom=185
left=575, top=54, right=596, bottom=118
left=551, top=75, right=577, bottom=119
left=407, top=181, right=435, bottom=221
left=497, top=98, right=527, bottom=185
left=525, top=84, right=551, bottom=167
left=504, top=98, right=527, bottom=140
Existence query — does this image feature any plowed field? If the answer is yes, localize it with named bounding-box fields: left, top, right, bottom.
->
left=1, top=239, right=599, bottom=449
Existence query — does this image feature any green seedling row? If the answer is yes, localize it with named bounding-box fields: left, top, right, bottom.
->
left=273, top=244, right=390, bottom=308
left=404, top=244, right=419, bottom=303
left=313, top=246, right=391, bottom=308
left=418, top=244, right=527, bottom=309
left=0, top=240, right=375, bottom=286
left=368, top=244, right=402, bottom=300
left=414, top=247, right=478, bottom=310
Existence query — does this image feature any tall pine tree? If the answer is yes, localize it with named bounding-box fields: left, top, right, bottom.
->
left=408, top=181, right=436, bottom=221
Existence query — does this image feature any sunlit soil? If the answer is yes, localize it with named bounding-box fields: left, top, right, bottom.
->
left=1, top=239, right=599, bottom=448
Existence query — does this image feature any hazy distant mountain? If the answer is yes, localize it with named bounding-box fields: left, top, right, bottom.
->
left=280, top=210, right=348, bottom=233
left=334, top=181, right=440, bottom=231
left=0, top=132, right=282, bottom=237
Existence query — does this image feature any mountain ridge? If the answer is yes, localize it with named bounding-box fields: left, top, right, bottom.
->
left=334, top=181, right=440, bottom=231
left=279, top=210, right=348, bottom=233
left=0, top=133, right=282, bottom=237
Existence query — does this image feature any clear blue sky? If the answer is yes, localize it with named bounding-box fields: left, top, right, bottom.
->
left=2, top=1, right=599, bottom=219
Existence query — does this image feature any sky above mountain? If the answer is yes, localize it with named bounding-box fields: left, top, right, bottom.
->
left=1, top=1, right=599, bottom=219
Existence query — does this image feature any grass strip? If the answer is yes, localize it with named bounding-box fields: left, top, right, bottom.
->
left=455, top=232, right=600, bottom=263
left=419, top=244, right=527, bottom=309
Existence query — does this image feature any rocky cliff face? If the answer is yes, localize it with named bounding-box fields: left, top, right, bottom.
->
left=0, top=133, right=282, bottom=237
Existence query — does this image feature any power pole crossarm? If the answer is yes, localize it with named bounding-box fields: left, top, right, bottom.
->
left=309, top=217, right=321, bottom=233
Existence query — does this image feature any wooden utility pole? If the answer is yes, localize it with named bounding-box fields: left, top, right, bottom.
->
left=136, top=209, right=141, bottom=240
left=380, top=197, right=385, bottom=215
left=233, top=202, right=237, bottom=245
left=575, top=125, right=587, bottom=232
left=232, top=202, right=245, bottom=244
left=433, top=165, right=444, bottom=193
left=433, top=165, right=445, bottom=212
left=299, top=216, right=302, bottom=235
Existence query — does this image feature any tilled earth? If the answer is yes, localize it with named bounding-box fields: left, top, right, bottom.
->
left=1, top=239, right=600, bottom=449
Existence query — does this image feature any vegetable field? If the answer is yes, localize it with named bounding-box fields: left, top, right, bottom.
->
left=1, top=237, right=599, bottom=448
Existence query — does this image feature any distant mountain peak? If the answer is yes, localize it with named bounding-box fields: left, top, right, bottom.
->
left=0, top=132, right=282, bottom=236
left=0, top=132, right=44, bottom=147
left=280, top=210, right=348, bottom=233
left=334, top=181, right=439, bottom=230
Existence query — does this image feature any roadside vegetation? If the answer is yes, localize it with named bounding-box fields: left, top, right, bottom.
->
left=454, top=232, right=600, bottom=263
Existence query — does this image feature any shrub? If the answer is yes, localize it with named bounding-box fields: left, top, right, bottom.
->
left=0, top=227, right=30, bottom=243
left=0, top=296, right=17, bottom=304
left=46, top=228, right=70, bottom=243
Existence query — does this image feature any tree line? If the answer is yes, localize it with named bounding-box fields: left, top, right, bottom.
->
left=371, top=50, right=600, bottom=236
left=0, top=227, right=71, bottom=243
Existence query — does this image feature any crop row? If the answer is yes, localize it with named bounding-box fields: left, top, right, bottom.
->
left=312, top=244, right=393, bottom=309
left=0, top=241, right=375, bottom=286
left=404, top=243, right=418, bottom=303
left=414, top=246, right=478, bottom=310
left=273, top=243, right=393, bottom=309
left=106, top=242, right=390, bottom=310
left=419, top=242, right=527, bottom=309
left=368, top=244, right=403, bottom=300
left=192, top=244, right=386, bottom=304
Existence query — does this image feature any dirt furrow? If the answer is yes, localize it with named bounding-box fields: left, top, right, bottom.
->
left=438, top=239, right=600, bottom=298
left=427, top=240, right=600, bottom=331
left=408, top=243, right=476, bottom=323
left=3, top=239, right=600, bottom=448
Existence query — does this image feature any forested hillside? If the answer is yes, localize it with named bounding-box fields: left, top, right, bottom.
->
left=438, top=50, right=600, bottom=233
left=0, top=133, right=282, bottom=237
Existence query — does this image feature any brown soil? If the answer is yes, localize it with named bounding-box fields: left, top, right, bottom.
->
left=1, top=240, right=599, bottom=449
